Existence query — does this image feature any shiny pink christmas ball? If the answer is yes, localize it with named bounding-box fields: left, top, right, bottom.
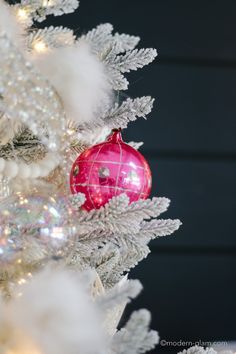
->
left=70, top=130, right=152, bottom=211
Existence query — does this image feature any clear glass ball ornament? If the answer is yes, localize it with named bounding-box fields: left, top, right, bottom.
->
left=0, top=224, right=22, bottom=264
left=0, top=190, right=77, bottom=264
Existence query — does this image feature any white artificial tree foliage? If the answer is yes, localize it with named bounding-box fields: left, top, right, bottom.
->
left=178, top=347, right=234, bottom=354
left=27, top=26, right=76, bottom=50
left=18, top=0, right=80, bottom=22
left=112, top=310, right=159, bottom=354
left=89, top=96, right=155, bottom=130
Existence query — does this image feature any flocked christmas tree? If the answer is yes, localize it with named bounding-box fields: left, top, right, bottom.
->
left=0, top=1, right=230, bottom=354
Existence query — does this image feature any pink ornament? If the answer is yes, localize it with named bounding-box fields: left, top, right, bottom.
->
left=70, top=129, right=152, bottom=211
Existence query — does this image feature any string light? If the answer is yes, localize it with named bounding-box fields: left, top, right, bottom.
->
left=67, top=128, right=75, bottom=136
left=33, top=41, right=47, bottom=53
left=17, top=278, right=26, bottom=285
left=16, top=8, right=29, bottom=21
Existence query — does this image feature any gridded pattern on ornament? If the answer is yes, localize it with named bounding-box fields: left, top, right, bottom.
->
left=70, top=131, right=152, bottom=210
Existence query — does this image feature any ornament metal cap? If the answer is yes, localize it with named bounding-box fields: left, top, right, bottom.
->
left=108, top=128, right=123, bottom=143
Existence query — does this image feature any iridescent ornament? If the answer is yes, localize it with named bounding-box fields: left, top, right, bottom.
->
left=0, top=224, right=22, bottom=264
left=70, top=129, right=152, bottom=211
left=0, top=191, right=77, bottom=263
left=0, top=178, right=21, bottom=264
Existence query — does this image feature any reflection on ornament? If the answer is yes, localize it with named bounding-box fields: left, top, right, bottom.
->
left=0, top=191, right=77, bottom=264
left=73, top=165, right=79, bottom=177
left=0, top=177, right=10, bottom=199
left=99, top=167, right=110, bottom=178
left=70, top=129, right=152, bottom=210
left=128, top=170, right=139, bottom=184
left=0, top=224, right=22, bottom=264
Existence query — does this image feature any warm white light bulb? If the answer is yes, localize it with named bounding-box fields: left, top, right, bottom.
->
left=17, top=9, right=28, bottom=21
left=33, top=41, right=47, bottom=53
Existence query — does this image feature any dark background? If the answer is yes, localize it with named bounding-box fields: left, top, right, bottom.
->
left=31, top=0, right=236, bottom=352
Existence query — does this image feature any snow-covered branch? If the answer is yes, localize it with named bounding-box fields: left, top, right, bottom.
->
left=178, top=347, right=218, bottom=354
left=106, top=48, right=158, bottom=74
left=81, top=23, right=140, bottom=58
left=16, top=0, right=80, bottom=22
left=82, top=23, right=157, bottom=91
left=66, top=194, right=181, bottom=287
left=112, top=310, right=159, bottom=354
left=81, top=96, right=154, bottom=131
left=98, top=279, right=142, bottom=311
left=27, top=26, right=75, bottom=50
left=103, top=97, right=154, bottom=129
left=105, top=48, right=157, bottom=90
